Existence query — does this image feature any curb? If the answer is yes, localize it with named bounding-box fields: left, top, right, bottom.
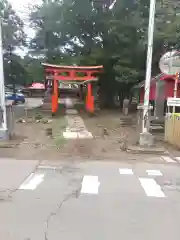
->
left=126, top=146, right=169, bottom=155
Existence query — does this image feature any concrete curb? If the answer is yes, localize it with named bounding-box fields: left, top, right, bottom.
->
left=127, top=145, right=169, bottom=155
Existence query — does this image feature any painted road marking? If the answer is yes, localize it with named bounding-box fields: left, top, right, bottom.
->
left=19, top=173, right=45, bottom=190
left=161, top=156, right=176, bottom=163
left=146, top=170, right=163, bottom=176
left=139, top=178, right=165, bottom=198
left=81, top=175, right=100, bottom=195
left=119, top=168, right=133, bottom=175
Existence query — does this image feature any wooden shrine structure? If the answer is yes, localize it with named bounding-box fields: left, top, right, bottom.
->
left=42, top=63, right=103, bottom=114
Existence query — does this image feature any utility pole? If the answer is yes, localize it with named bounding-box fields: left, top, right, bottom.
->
left=142, top=0, right=156, bottom=133
left=140, top=0, right=156, bottom=145
left=173, top=72, right=179, bottom=113
left=0, top=19, right=7, bottom=139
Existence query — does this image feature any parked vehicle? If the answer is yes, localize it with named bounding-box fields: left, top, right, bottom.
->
left=5, top=92, right=25, bottom=104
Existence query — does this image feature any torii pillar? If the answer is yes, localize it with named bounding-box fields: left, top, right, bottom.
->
left=86, top=83, right=94, bottom=113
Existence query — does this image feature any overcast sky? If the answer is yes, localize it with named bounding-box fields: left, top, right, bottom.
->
left=8, top=0, right=41, bottom=14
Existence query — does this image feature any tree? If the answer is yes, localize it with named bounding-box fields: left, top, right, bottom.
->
left=28, top=0, right=180, bottom=106
left=150, top=0, right=180, bottom=75
left=0, top=0, right=26, bottom=51
left=23, top=55, right=44, bottom=84
left=3, top=53, right=27, bottom=85
left=0, top=0, right=27, bottom=86
left=29, top=0, right=67, bottom=61
left=28, top=0, right=148, bottom=106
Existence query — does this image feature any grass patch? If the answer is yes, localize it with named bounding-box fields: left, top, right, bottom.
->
left=54, top=133, right=66, bottom=148
left=25, top=107, right=67, bottom=148
left=20, top=104, right=68, bottom=148
left=25, top=103, right=66, bottom=118
left=52, top=116, right=67, bottom=148
left=52, top=104, right=66, bottom=118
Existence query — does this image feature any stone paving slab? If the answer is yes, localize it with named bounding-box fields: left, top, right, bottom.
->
left=64, top=98, right=93, bottom=139
left=65, top=109, right=78, bottom=114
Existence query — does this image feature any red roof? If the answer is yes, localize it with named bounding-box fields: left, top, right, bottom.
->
left=28, top=83, right=45, bottom=89
left=160, top=74, right=176, bottom=81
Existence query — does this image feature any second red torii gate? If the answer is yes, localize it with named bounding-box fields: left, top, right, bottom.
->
left=42, top=63, right=103, bottom=114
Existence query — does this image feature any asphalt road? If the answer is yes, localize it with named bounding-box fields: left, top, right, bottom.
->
left=0, top=159, right=180, bottom=240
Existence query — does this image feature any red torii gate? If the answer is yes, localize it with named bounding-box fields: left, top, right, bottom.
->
left=42, top=63, right=103, bottom=114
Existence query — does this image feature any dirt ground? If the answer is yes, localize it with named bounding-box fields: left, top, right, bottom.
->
left=0, top=103, right=178, bottom=161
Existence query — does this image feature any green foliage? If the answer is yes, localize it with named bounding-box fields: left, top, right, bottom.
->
left=1, top=0, right=28, bottom=86
left=1, top=0, right=26, bottom=50
left=27, top=0, right=180, bottom=106
left=3, top=53, right=27, bottom=85
left=2, top=0, right=180, bottom=105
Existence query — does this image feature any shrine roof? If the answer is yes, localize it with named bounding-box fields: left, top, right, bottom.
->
left=133, top=73, right=180, bottom=89
left=42, top=63, right=103, bottom=70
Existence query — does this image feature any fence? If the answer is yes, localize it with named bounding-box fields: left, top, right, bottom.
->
left=165, top=113, right=180, bottom=148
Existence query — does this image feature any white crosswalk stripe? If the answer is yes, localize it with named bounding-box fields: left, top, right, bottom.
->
left=19, top=165, right=170, bottom=198
left=19, top=173, right=45, bottom=190
left=146, top=170, right=163, bottom=176
left=79, top=168, right=166, bottom=198
left=139, top=178, right=166, bottom=198
left=79, top=173, right=166, bottom=198
left=81, top=175, right=100, bottom=195
left=119, top=168, right=134, bottom=175
left=161, top=156, right=177, bottom=163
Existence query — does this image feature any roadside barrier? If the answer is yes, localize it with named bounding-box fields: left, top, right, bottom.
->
left=165, top=113, right=180, bottom=147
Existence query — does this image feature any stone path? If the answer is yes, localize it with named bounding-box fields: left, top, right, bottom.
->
left=63, top=98, right=93, bottom=139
